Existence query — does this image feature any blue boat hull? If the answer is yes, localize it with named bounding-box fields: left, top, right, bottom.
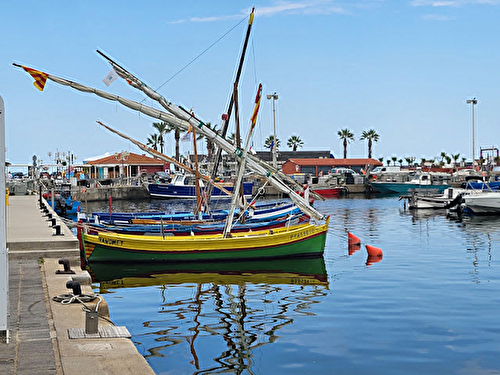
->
left=148, top=182, right=253, bottom=199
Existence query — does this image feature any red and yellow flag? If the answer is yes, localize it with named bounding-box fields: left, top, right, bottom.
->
left=22, top=66, right=48, bottom=91
left=250, top=83, right=262, bottom=127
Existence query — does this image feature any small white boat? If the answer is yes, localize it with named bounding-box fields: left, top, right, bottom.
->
left=403, top=187, right=466, bottom=209
left=462, top=190, right=500, bottom=215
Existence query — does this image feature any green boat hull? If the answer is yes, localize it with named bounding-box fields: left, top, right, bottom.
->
left=84, top=232, right=327, bottom=263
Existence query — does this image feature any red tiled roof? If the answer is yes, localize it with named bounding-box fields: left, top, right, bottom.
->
left=86, top=152, right=165, bottom=165
left=287, top=158, right=382, bottom=166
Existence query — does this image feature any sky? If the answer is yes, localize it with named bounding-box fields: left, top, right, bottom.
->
left=1, top=0, right=500, bottom=169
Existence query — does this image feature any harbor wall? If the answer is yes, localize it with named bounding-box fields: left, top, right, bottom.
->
left=72, top=185, right=149, bottom=202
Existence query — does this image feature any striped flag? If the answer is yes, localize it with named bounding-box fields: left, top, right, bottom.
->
left=22, top=66, right=48, bottom=91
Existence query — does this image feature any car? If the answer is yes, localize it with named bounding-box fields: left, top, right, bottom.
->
left=331, top=167, right=359, bottom=175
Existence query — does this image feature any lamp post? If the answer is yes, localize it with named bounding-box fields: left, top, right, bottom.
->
left=266, top=92, right=278, bottom=168
left=466, top=98, right=478, bottom=168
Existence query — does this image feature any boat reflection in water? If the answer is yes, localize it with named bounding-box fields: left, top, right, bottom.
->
left=87, top=257, right=328, bottom=374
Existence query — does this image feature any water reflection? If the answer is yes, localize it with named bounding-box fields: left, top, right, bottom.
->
left=87, top=257, right=329, bottom=374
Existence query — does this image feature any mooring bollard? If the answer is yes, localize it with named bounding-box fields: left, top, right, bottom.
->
left=85, top=310, right=99, bottom=334
left=50, top=218, right=56, bottom=227
left=53, top=225, right=62, bottom=236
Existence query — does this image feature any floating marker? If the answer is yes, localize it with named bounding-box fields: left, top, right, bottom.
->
left=366, top=254, right=383, bottom=266
left=348, top=232, right=361, bottom=245
left=365, top=244, right=383, bottom=257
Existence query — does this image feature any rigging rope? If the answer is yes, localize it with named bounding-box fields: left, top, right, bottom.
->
left=154, top=15, right=248, bottom=92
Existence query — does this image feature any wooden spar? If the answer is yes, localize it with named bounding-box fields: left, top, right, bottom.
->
left=223, top=84, right=262, bottom=237
left=95, top=121, right=233, bottom=197
left=14, top=63, right=325, bottom=220
left=207, top=8, right=255, bottom=203
left=192, top=125, right=203, bottom=215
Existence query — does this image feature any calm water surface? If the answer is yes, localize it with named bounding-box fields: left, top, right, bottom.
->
left=85, top=196, right=500, bottom=374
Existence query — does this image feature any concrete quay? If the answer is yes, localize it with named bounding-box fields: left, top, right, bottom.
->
left=1, top=195, right=156, bottom=375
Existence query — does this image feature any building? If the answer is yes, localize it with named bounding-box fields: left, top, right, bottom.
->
left=282, top=158, right=383, bottom=177
left=84, top=152, right=166, bottom=180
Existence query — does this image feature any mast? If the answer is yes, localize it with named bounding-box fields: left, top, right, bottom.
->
left=223, top=84, right=262, bottom=237
left=207, top=8, right=254, bottom=204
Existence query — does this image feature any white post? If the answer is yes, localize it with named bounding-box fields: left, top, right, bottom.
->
left=466, top=98, right=477, bottom=168
left=0, top=95, right=8, bottom=341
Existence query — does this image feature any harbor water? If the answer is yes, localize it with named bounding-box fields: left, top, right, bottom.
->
left=84, top=196, right=500, bottom=374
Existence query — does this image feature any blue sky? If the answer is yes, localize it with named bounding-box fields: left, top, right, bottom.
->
left=1, top=1, right=499, bottom=167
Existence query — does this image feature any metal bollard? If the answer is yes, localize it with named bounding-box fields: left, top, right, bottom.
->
left=85, top=310, right=99, bottom=334
left=53, top=225, right=62, bottom=236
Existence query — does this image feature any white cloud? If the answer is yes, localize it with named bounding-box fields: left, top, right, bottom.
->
left=168, top=1, right=352, bottom=24
left=410, top=0, right=500, bottom=6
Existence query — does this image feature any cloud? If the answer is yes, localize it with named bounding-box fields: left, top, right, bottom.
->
left=422, top=13, right=455, bottom=19
left=167, top=1, right=352, bottom=24
left=410, top=0, right=500, bottom=6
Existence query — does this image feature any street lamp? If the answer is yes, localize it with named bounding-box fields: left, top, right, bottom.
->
left=266, top=92, right=278, bottom=168
left=466, top=98, right=478, bottom=168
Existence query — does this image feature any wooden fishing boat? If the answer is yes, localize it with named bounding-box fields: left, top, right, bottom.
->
left=78, top=216, right=329, bottom=263
left=86, top=256, right=328, bottom=288
left=86, top=213, right=309, bottom=236
left=89, top=200, right=301, bottom=224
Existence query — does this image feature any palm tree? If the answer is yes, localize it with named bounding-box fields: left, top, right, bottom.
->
left=287, top=135, right=304, bottom=152
left=146, top=134, right=159, bottom=151
left=378, top=157, right=384, bottom=164
left=264, top=135, right=280, bottom=150
left=337, top=129, right=354, bottom=159
left=452, top=153, right=460, bottom=167
left=203, top=122, right=218, bottom=161
left=152, top=122, right=168, bottom=154
left=164, top=123, right=181, bottom=162
left=359, top=129, right=380, bottom=159
left=391, top=156, right=397, bottom=166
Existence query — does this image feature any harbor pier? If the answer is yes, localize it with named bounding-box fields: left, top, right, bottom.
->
left=0, top=195, right=156, bottom=375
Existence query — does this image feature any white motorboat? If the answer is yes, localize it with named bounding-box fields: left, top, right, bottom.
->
left=462, top=190, right=500, bottom=214
left=403, top=187, right=466, bottom=209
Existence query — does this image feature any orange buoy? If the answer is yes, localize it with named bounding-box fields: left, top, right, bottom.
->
left=348, top=232, right=361, bottom=245
left=365, top=244, right=383, bottom=257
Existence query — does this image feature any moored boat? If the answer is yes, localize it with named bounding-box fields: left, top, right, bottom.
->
left=78, top=217, right=329, bottom=263
left=370, top=172, right=451, bottom=195
left=148, top=173, right=253, bottom=200
left=462, top=190, right=500, bottom=215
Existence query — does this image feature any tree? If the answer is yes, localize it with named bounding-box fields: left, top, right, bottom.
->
left=452, top=153, right=460, bottom=167
left=378, top=157, right=384, bottom=164
left=359, top=129, right=380, bottom=159
left=146, top=134, right=159, bottom=151
left=287, top=135, right=304, bottom=152
left=337, top=129, right=354, bottom=159
left=264, top=135, right=280, bottom=150
left=391, top=156, right=397, bottom=166
left=164, top=123, right=181, bottom=162
left=398, top=158, right=403, bottom=166
left=202, top=122, right=218, bottom=161
left=152, top=122, right=168, bottom=154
